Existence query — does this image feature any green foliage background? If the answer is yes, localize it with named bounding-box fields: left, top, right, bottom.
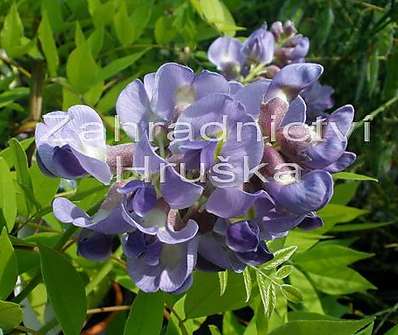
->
left=0, top=0, right=397, bottom=334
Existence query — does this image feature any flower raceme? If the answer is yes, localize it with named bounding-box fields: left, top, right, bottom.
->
left=36, top=57, right=356, bottom=293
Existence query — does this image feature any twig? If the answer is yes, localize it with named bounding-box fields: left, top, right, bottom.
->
left=86, top=305, right=130, bottom=315
left=350, top=0, right=385, bottom=11
left=14, top=325, right=40, bottom=335
left=29, top=61, right=45, bottom=122
left=355, top=95, right=398, bottom=129
left=0, top=54, right=31, bottom=78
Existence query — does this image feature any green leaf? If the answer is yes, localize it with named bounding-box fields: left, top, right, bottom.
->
left=367, top=49, right=379, bottom=95
left=123, top=291, right=164, bottom=335
left=308, top=267, right=375, bottom=295
left=0, top=3, right=27, bottom=58
left=280, top=284, right=302, bottom=303
left=268, top=317, right=374, bottom=335
left=0, top=87, right=30, bottom=107
left=39, top=245, right=87, bottom=335
left=9, top=138, right=37, bottom=212
left=113, top=2, right=134, bottom=46
left=88, top=0, right=116, bottom=28
left=155, top=16, right=177, bottom=44
left=0, top=138, right=34, bottom=169
left=38, top=11, right=59, bottom=77
left=41, top=0, right=64, bottom=33
left=66, top=37, right=99, bottom=94
left=209, top=325, right=222, bottom=335
left=98, top=49, right=150, bottom=82
left=129, top=1, right=153, bottom=43
left=318, top=204, right=368, bottom=225
left=316, top=7, right=334, bottom=47
left=30, top=161, right=60, bottom=208
left=184, top=271, right=247, bottom=318
left=256, top=273, right=275, bottom=319
left=331, top=182, right=359, bottom=205
left=333, top=172, right=378, bottom=182
left=194, top=0, right=239, bottom=36
left=0, top=228, right=18, bottom=299
left=275, top=265, right=293, bottom=279
left=83, top=80, right=104, bottom=106
left=294, top=244, right=372, bottom=272
left=242, top=267, right=252, bottom=302
left=383, top=49, right=398, bottom=99
left=0, top=158, right=17, bottom=231
left=96, top=77, right=132, bottom=114
left=113, top=1, right=152, bottom=46
left=289, top=268, right=323, bottom=314
left=262, top=246, right=297, bottom=270
left=0, top=300, right=22, bottom=331
left=88, top=26, right=105, bottom=57
left=285, top=231, right=325, bottom=253
left=330, top=221, right=394, bottom=232
left=218, top=270, right=228, bottom=296
left=385, top=324, right=398, bottom=335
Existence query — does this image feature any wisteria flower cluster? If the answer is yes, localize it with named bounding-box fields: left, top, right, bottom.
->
left=208, top=20, right=334, bottom=119
left=35, top=21, right=356, bottom=294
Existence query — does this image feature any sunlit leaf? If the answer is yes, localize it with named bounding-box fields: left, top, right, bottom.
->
left=39, top=245, right=87, bottom=335
left=262, top=246, right=297, bottom=270
left=242, top=267, right=252, bottom=302
left=218, top=270, right=228, bottom=296
left=0, top=300, right=22, bottom=331
left=38, top=11, right=59, bottom=77
left=0, top=228, right=18, bottom=299
left=123, top=291, right=164, bottom=335
left=0, top=158, right=16, bottom=231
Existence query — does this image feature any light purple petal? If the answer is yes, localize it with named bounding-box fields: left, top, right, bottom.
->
left=242, top=28, right=275, bottom=64
left=206, top=188, right=269, bottom=218
left=116, top=79, right=152, bottom=140
left=265, top=170, right=334, bottom=215
left=208, top=37, right=244, bottom=78
left=324, top=151, right=357, bottom=173
left=157, top=219, right=199, bottom=244
left=233, top=79, right=271, bottom=117
left=160, top=166, right=203, bottom=209
left=70, top=146, right=112, bottom=185
left=280, top=95, right=307, bottom=127
left=133, top=132, right=165, bottom=175
left=226, top=221, right=259, bottom=252
left=159, top=238, right=198, bottom=292
left=53, top=197, right=132, bottom=234
left=192, top=70, right=229, bottom=99
left=152, top=63, right=195, bottom=121
left=266, top=63, right=324, bottom=102
left=328, top=104, right=355, bottom=137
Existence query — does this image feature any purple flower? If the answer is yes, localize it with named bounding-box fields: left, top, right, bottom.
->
left=276, top=105, right=356, bottom=170
left=116, top=63, right=229, bottom=138
left=242, top=25, right=275, bottom=65
left=52, top=186, right=133, bottom=235
left=271, top=21, right=310, bottom=65
left=119, top=180, right=199, bottom=244
left=123, top=230, right=198, bottom=293
left=301, top=81, right=334, bottom=120
left=259, top=63, right=323, bottom=137
left=35, top=105, right=112, bottom=184
left=198, top=219, right=273, bottom=271
left=77, top=229, right=114, bottom=261
left=208, top=37, right=245, bottom=79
